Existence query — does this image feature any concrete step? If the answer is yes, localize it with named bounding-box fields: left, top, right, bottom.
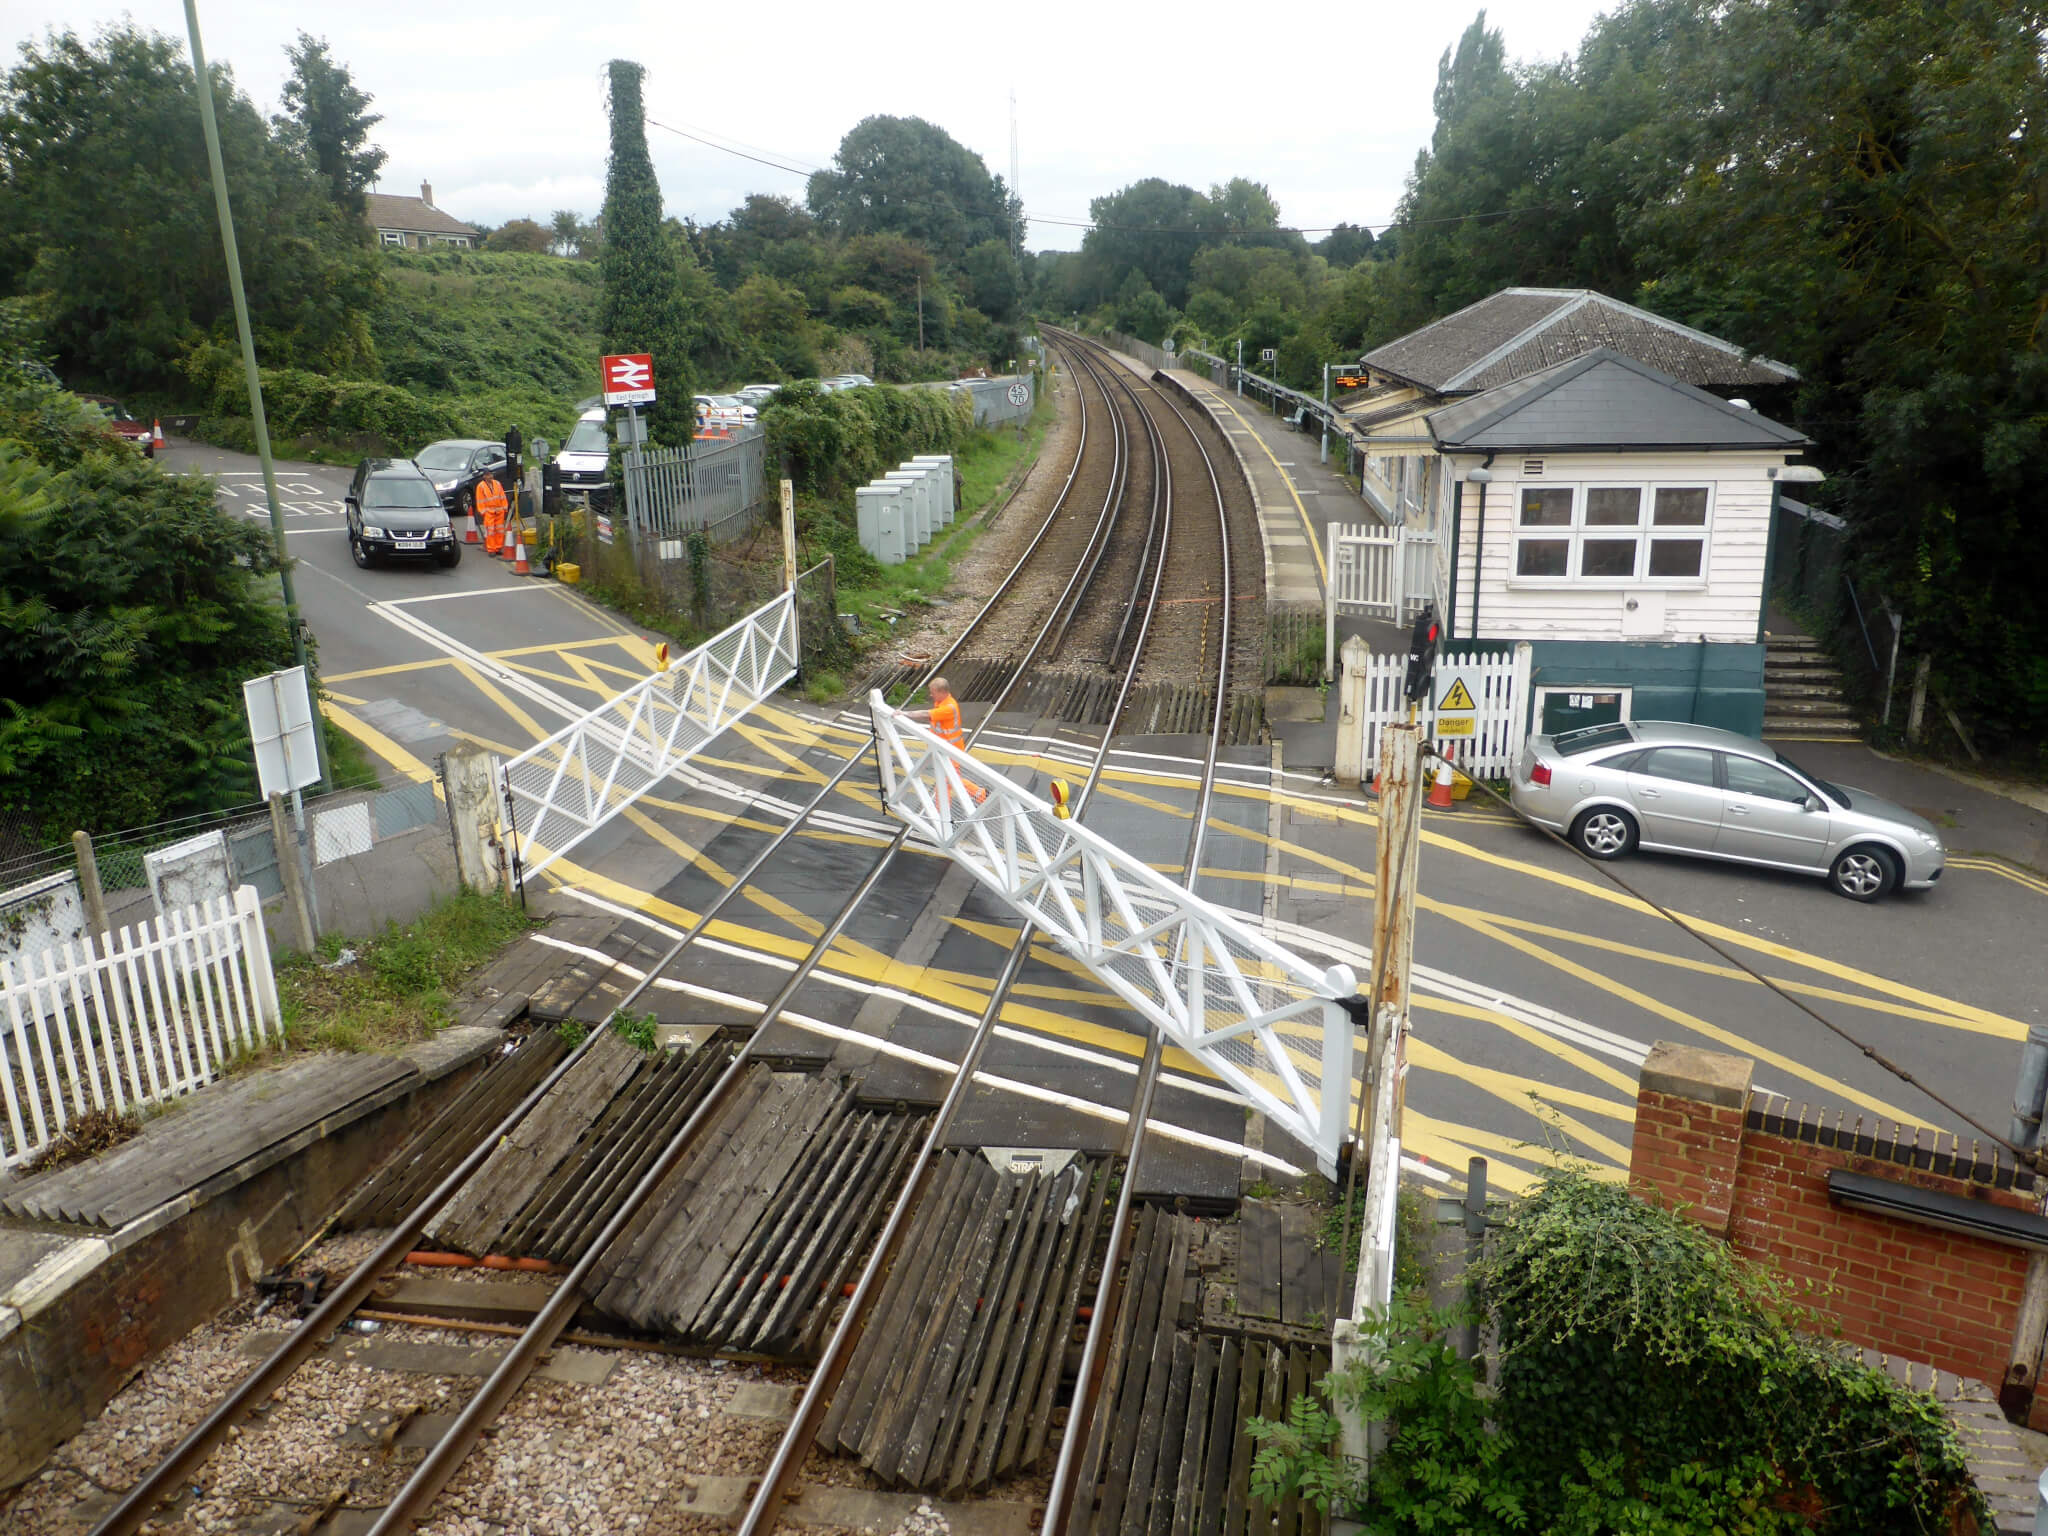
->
left=1765, top=652, right=1842, bottom=672
left=1764, top=717, right=1862, bottom=739
left=1766, top=679, right=1850, bottom=700
left=1764, top=633, right=1823, bottom=651
left=1765, top=698, right=1858, bottom=720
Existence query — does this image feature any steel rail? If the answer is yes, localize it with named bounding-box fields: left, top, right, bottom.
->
left=735, top=339, right=1191, bottom=1536
left=1041, top=331, right=1241, bottom=1536
left=89, top=344, right=1106, bottom=1536
left=355, top=341, right=1145, bottom=1531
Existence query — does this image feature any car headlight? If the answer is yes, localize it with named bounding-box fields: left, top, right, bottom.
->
left=435, top=480, right=458, bottom=492
left=360, top=524, right=386, bottom=539
left=1918, top=829, right=1943, bottom=850
left=430, top=526, right=451, bottom=539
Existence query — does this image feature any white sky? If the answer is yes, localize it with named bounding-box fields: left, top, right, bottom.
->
left=2, top=0, right=1616, bottom=251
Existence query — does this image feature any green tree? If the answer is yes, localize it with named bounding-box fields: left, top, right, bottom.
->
left=1079, top=178, right=1209, bottom=309
left=549, top=209, right=585, bottom=257
left=0, top=26, right=381, bottom=391
left=1113, top=271, right=1173, bottom=344
left=807, top=116, right=1016, bottom=265
left=0, top=375, right=295, bottom=838
left=597, top=60, right=693, bottom=445
left=959, top=239, right=1022, bottom=322
left=276, top=32, right=386, bottom=217
left=484, top=218, right=553, bottom=255
left=1316, top=222, right=1376, bottom=267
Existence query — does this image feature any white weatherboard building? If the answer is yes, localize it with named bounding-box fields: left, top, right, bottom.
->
left=1339, top=290, right=1812, bottom=736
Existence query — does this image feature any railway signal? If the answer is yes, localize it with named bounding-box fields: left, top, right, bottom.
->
left=1402, top=604, right=1441, bottom=705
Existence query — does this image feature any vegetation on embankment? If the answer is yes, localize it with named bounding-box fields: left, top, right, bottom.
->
left=276, top=889, right=538, bottom=1055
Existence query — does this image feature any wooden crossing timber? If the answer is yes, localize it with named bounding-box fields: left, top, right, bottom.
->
left=818, top=1151, right=1111, bottom=1494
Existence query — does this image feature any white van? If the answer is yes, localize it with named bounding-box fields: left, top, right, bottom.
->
left=555, top=407, right=610, bottom=508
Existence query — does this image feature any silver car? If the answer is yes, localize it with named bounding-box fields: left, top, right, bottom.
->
left=1510, top=721, right=1944, bottom=901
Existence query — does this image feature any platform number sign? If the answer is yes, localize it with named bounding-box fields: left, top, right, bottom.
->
left=1260, top=347, right=1277, bottom=363
left=602, top=352, right=656, bottom=406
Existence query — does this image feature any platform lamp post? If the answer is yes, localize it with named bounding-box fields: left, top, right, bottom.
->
left=182, top=0, right=329, bottom=792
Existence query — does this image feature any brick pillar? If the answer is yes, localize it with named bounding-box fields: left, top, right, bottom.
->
left=1629, top=1041, right=1754, bottom=1238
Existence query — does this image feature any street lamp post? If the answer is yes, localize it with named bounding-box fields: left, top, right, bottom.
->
left=181, top=0, right=329, bottom=791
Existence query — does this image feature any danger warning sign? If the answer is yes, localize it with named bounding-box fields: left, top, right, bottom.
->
left=1437, top=677, right=1476, bottom=712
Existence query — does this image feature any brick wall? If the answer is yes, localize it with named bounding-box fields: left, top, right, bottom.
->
left=1629, top=1042, right=2042, bottom=1418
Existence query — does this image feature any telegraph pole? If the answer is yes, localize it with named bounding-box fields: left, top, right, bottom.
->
left=182, top=0, right=329, bottom=790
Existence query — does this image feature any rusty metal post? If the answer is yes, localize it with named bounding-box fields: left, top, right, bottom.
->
left=72, top=830, right=110, bottom=938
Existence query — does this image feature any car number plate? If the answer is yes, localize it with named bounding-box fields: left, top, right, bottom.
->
left=395, top=538, right=426, bottom=550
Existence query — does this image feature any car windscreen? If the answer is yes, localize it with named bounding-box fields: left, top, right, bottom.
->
left=1554, top=724, right=1636, bottom=757
left=413, top=445, right=471, bottom=470
left=1774, top=751, right=1848, bottom=808
left=562, top=421, right=608, bottom=454
left=365, top=476, right=441, bottom=509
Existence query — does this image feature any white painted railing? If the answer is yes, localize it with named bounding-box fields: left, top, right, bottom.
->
left=0, top=885, right=280, bottom=1168
left=1355, top=644, right=1532, bottom=781
left=501, top=591, right=799, bottom=879
left=869, top=692, right=1359, bottom=1175
left=1328, top=522, right=1436, bottom=624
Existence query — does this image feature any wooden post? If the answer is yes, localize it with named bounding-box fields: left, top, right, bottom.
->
left=71, top=830, right=111, bottom=938
left=1907, top=655, right=1931, bottom=744
left=1369, top=720, right=1422, bottom=1146
left=1334, top=634, right=1370, bottom=785
left=268, top=792, right=317, bottom=954
left=780, top=478, right=797, bottom=593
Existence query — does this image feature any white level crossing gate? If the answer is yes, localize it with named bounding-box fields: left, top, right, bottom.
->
left=501, top=592, right=798, bottom=879
left=870, top=693, right=1359, bottom=1175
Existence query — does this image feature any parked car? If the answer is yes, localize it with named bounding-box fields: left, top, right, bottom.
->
left=711, top=394, right=756, bottom=424
left=554, top=408, right=611, bottom=509
left=412, top=438, right=509, bottom=515
left=344, top=457, right=460, bottom=568
left=1510, top=720, right=1942, bottom=901
left=831, top=373, right=874, bottom=388
left=737, top=383, right=781, bottom=405
left=77, top=394, right=154, bottom=457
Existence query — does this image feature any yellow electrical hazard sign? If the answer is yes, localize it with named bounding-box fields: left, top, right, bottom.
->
left=1437, top=677, right=1476, bottom=711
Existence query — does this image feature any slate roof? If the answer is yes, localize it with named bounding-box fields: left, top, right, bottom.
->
left=1425, top=349, right=1811, bottom=454
left=364, top=193, right=476, bottom=238
left=1363, top=288, right=1797, bottom=394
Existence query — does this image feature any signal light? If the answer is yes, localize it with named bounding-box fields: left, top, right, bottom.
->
left=1401, top=604, right=1440, bottom=705
left=1048, top=780, right=1072, bottom=820
left=655, top=642, right=670, bottom=672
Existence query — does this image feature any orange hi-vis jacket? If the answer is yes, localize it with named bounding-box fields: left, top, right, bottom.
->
left=929, top=695, right=966, bottom=751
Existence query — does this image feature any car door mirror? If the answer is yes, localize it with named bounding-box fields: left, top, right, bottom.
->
left=1803, top=795, right=1824, bottom=812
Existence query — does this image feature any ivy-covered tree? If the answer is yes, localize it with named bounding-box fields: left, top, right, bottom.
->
left=277, top=32, right=386, bottom=217
left=597, top=60, right=693, bottom=445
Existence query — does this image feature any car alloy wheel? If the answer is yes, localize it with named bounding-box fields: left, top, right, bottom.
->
left=1830, top=845, right=1897, bottom=902
left=1571, top=807, right=1636, bottom=860
left=350, top=532, right=371, bottom=569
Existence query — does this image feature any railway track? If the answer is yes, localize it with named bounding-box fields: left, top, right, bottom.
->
left=84, top=334, right=1295, bottom=1536
left=871, top=332, right=1266, bottom=743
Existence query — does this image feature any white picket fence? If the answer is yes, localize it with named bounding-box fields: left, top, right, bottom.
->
left=0, top=885, right=280, bottom=1168
left=1356, top=645, right=1533, bottom=780
left=1328, top=521, right=1438, bottom=624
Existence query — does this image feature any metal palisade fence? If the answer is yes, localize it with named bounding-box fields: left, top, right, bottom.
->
left=623, top=432, right=768, bottom=545
left=0, top=885, right=280, bottom=1168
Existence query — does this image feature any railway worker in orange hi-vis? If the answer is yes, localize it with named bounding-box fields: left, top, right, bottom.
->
left=900, top=678, right=986, bottom=804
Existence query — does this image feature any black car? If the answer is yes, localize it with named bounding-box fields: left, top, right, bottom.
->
left=345, top=458, right=460, bottom=568
left=413, top=438, right=510, bottom=516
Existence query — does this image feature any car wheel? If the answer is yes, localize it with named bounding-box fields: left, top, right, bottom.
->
left=349, top=533, right=372, bottom=569
left=439, top=541, right=461, bottom=568
left=1570, top=806, right=1638, bottom=860
left=1829, top=844, right=1898, bottom=902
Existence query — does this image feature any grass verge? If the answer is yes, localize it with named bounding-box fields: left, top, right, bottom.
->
left=275, top=889, right=538, bottom=1055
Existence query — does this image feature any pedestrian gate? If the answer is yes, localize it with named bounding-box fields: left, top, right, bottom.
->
left=870, top=692, right=1359, bottom=1175
left=1328, top=522, right=1437, bottom=624
left=500, top=591, right=798, bottom=880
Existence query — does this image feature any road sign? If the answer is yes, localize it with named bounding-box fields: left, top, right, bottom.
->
left=1006, top=381, right=1030, bottom=407
left=602, top=353, right=656, bottom=406
left=243, top=665, right=320, bottom=797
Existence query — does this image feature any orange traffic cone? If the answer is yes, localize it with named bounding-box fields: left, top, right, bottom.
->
left=512, top=524, right=531, bottom=575
left=463, top=502, right=480, bottom=543
left=151, top=419, right=165, bottom=449
left=496, top=514, right=517, bottom=560
left=1427, top=758, right=1457, bottom=810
